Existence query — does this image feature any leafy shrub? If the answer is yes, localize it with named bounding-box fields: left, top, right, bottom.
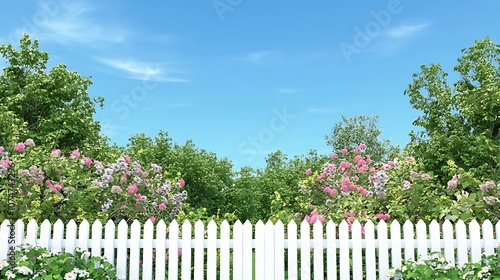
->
left=0, top=244, right=119, bottom=279
left=388, top=242, right=500, bottom=279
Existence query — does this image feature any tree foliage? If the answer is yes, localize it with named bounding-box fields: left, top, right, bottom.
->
left=0, top=34, right=104, bottom=153
left=125, top=131, right=234, bottom=217
left=325, top=115, right=400, bottom=163
left=405, top=37, right=500, bottom=182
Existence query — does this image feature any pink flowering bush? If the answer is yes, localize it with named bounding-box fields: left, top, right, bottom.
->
left=297, top=144, right=453, bottom=225
left=0, top=140, right=187, bottom=224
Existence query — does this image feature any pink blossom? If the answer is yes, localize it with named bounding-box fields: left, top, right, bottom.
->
left=354, top=155, right=363, bottom=164
left=305, top=211, right=325, bottom=224
left=127, top=184, right=138, bottom=195
left=324, top=187, right=332, bottom=194
left=0, top=146, right=4, bottom=153
left=159, top=203, right=167, bottom=210
left=149, top=216, right=156, bottom=223
left=14, top=142, right=25, bottom=152
left=331, top=153, right=338, bottom=160
left=375, top=213, right=391, bottom=221
left=70, top=149, right=80, bottom=159
left=339, top=161, right=351, bottom=169
left=358, top=143, right=366, bottom=150
left=315, top=175, right=322, bottom=181
left=0, top=159, right=12, bottom=167
left=327, top=164, right=336, bottom=171
left=51, top=149, right=61, bottom=157
left=82, top=157, right=92, bottom=167
left=124, top=155, right=131, bottom=163
left=24, top=139, right=35, bottom=147
left=353, top=148, right=360, bottom=154
left=136, top=193, right=144, bottom=201
left=306, top=169, right=312, bottom=176
left=341, top=148, right=348, bottom=155
left=179, top=178, right=185, bottom=187
left=119, top=175, right=127, bottom=184
left=357, top=187, right=369, bottom=196
left=19, top=189, right=23, bottom=194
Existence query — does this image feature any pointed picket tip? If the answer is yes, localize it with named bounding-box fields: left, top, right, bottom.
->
left=80, top=219, right=90, bottom=227
left=182, top=220, right=192, bottom=227
left=265, top=220, right=274, bottom=226
left=443, top=220, right=452, bottom=226
left=207, top=220, right=217, bottom=228
left=234, top=220, right=243, bottom=227
left=221, top=220, right=229, bottom=227
left=169, top=220, right=179, bottom=227
left=339, top=220, right=348, bottom=227
left=326, top=220, right=335, bottom=228
left=287, top=220, right=297, bottom=227
left=67, top=219, right=77, bottom=227
left=416, top=220, right=426, bottom=226
left=157, top=219, right=166, bottom=228
left=482, top=219, right=492, bottom=227
left=255, top=220, right=264, bottom=227
left=195, top=219, right=205, bottom=227
left=275, top=220, right=284, bottom=227
left=300, top=219, right=310, bottom=227
left=403, top=220, right=413, bottom=227
left=243, top=220, right=252, bottom=227
left=391, top=220, right=400, bottom=227
left=352, top=220, right=361, bottom=227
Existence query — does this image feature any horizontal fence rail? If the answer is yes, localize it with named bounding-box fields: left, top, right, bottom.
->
left=1, top=219, right=499, bottom=280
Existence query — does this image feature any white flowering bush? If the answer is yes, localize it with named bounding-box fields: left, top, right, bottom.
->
left=388, top=242, right=500, bottom=279
left=0, top=244, right=118, bottom=279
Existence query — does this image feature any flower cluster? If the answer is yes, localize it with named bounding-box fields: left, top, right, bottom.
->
left=0, top=244, right=118, bottom=280
left=0, top=139, right=188, bottom=224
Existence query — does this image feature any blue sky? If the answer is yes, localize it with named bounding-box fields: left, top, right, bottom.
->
left=1, top=1, right=500, bottom=170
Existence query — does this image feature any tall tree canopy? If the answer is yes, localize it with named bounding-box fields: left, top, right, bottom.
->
left=325, top=115, right=400, bottom=163
left=0, top=34, right=104, bottom=151
left=405, top=37, right=500, bottom=181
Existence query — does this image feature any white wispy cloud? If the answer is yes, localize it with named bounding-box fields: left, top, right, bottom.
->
left=306, top=107, right=341, bottom=114
left=245, top=50, right=273, bottom=66
left=20, top=0, right=128, bottom=46
left=277, top=88, right=300, bottom=94
left=383, top=23, right=429, bottom=38
left=99, top=58, right=188, bottom=82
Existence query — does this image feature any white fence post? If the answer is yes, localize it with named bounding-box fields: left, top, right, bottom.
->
left=1, top=218, right=499, bottom=279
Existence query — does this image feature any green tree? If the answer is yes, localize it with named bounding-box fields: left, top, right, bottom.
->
left=404, top=37, right=500, bottom=182
left=126, top=131, right=234, bottom=217
left=325, top=115, right=400, bottom=163
left=0, top=34, right=104, bottom=152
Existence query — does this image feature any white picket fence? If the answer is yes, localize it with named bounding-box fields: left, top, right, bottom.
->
left=1, top=219, right=499, bottom=279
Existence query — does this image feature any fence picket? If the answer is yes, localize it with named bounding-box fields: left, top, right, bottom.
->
left=326, top=221, right=337, bottom=280
left=220, top=220, right=230, bottom=280
left=377, top=220, right=388, bottom=280
left=116, top=220, right=128, bottom=279
left=300, top=220, right=311, bottom=280
left=168, top=220, right=179, bottom=280
left=181, top=220, right=192, bottom=280
left=155, top=220, right=167, bottom=280
left=416, top=220, right=427, bottom=259
left=104, top=220, right=115, bottom=267
left=275, top=220, right=285, bottom=280
left=442, top=220, right=454, bottom=264
left=194, top=220, right=205, bottom=279
left=207, top=220, right=217, bottom=280
left=243, top=220, right=253, bottom=280
left=469, top=220, right=481, bottom=262
left=265, top=220, right=276, bottom=280
left=364, top=221, right=376, bottom=280
left=287, top=220, right=298, bottom=280
left=390, top=220, right=401, bottom=267
left=482, top=220, right=494, bottom=256
left=91, top=220, right=103, bottom=258
left=66, top=220, right=77, bottom=253
left=143, top=220, right=154, bottom=280
left=1, top=218, right=499, bottom=280
left=352, top=221, right=362, bottom=280
left=403, top=220, right=415, bottom=261
left=233, top=220, right=243, bottom=279
left=339, top=220, right=349, bottom=280
left=313, top=221, right=323, bottom=280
